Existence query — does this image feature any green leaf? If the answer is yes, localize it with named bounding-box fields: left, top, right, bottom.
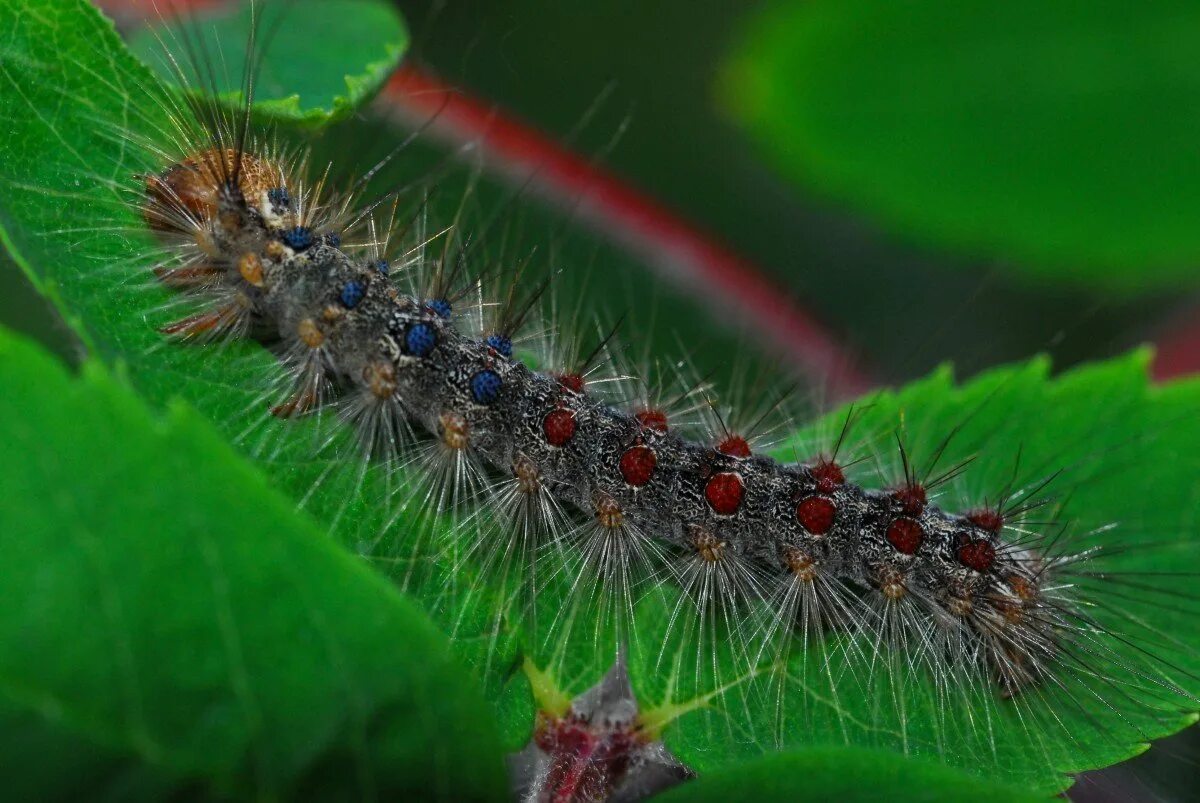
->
left=722, top=0, right=1200, bottom=289
left=630, top=352, right=1200, bottom=793
left=651, top=747, right=1046, bottom=802
left=127, top=0, right=407, bottom=125
left=0, top=326, right=506, bottom=800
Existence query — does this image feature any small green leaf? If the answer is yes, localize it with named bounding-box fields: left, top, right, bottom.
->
left=128, top=0, right=407, bottom=125
left=651, top=747, right=1046, bottom=802
left=0, top=325, right=506, bottom=800
left=723, top=0, right=1200, bottom=289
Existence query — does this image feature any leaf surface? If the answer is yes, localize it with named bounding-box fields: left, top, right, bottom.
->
left=0, top=326, right=506, bottom=800
left=651, top=747, right=1045, bottom=802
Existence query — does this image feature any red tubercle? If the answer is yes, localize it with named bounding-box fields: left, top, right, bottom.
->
left=892, top=484, right=927, bottom=516
left=381, top=64, right=874, bottom=399
left=967, top=509, right=1004, bottom=533
left=635, top=408, right=669, bottom=433
left=619, top=445, right=657, bottom=487
left=956, top=536, right=997, bottom=573
left=795, top=495, right=836, bottom=535
left=1152, top=304, right=1200, bottom=381
left=556, top=372, right=586, bottom=394
left=886, top=517, right=924, bottom=555
left=543, top=408, right=577, bottom=447
left=716, top=435, right=752, bottom=458
left=810, top=458, right=845, bottom=494
left=705, top=472, right=744, bottom=516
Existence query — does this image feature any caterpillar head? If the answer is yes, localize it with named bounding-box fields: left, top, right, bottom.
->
left=143, top=148, right=293, bottom=233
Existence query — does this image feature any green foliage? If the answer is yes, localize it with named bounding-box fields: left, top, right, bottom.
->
left=1, top=0, right=1198, bottom=798
left=0, top=326, right=506, bottom=800
left=128, top=0, right=406, bottom=124
left=723, top=0, right=1200, bottom=289
left=650, top=747, right=1046, bottom=802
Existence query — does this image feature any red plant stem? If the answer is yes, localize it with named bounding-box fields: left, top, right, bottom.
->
left=382, top=64, right=873, bottom=398
left=1152, top=309, right=1200, bottom=380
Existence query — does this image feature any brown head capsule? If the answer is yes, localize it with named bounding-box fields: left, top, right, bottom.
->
left=144, top=148, right=284, bottom=231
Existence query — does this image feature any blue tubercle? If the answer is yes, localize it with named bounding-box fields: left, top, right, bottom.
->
left=324, top=232, right=342, bottom=247
left=470, top=370, right=503, bottom=405
left=425, top=298, right=453, bottom=319
left=340, top=281, right=365, bottom=309
left=372, top=259, right=390, bottom=276
left=267, top=186, right=291, bottom=208
left=485, top=334, right=513, bottom=358
left=280, top=226, right=314, bottom=251
left=405, top=323, right=437, bottom=357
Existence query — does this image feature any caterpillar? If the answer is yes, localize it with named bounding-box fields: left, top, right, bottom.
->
left=17, top=0, right=1200, bottom=798
left=144, top=108, right=1073, bottom=676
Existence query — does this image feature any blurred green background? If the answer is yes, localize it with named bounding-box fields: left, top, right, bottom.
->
left=4, top=0, right=1199, bottom=799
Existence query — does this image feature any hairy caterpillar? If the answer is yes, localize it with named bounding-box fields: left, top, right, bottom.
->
left=14, top=0, right=1200, bottom=798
